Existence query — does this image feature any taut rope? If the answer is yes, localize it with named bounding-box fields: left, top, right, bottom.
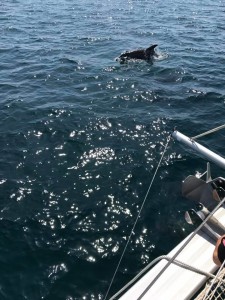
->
left=192, top=124, right=225, bottom=140
left=104, top=135, right=172, bottom=300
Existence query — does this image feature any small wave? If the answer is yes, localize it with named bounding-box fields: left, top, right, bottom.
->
left=59, top=58, right=78, bottom=65
left=154, top=51, right=169, bottom=61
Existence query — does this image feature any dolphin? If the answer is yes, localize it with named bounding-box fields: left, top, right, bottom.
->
left=118, top=44, right=158, bottom=63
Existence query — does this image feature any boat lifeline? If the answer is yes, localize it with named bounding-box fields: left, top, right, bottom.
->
left=110, top=129, right=225, bottom=300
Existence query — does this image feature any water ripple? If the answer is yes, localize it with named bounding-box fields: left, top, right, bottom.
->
left=1, top=0, right=225, bottom=298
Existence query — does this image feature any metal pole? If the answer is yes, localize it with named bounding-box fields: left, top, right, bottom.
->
left=172, top=130, right=225, bottom=170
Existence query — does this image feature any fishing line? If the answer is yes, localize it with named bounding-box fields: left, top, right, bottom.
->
left=104, top=134, right=172, bottom=300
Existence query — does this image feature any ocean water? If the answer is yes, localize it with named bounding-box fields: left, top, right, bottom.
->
left=1, top=0, right=225, bottom=299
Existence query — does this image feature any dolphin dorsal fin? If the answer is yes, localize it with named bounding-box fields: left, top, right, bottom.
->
left=145, top=44, right=158, bottom=58
left=146, top=44, right=157, bottom=53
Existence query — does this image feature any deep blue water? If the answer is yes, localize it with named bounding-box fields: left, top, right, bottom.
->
left=1, top=0, right=225, bottom=299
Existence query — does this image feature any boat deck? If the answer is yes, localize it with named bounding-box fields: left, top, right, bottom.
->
left=119, top=207, right=225, bottom=300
